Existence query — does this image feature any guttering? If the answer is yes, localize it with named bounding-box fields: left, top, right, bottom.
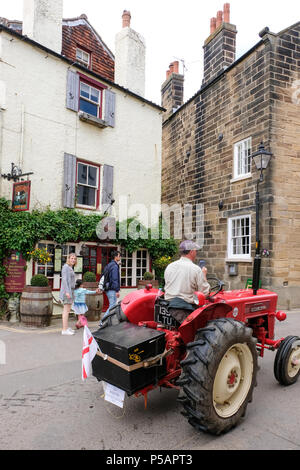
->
left=0, top=24, right=165, bottom=113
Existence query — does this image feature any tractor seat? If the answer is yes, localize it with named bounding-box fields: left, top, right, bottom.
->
left=154, top=296, right=181, bottom=330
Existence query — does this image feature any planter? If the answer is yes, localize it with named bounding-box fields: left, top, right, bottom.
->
left=20, top=286, right=53, bottom=328
left=137, top=280, right=159, bottom=290
left=82, top=282, right=103, bottom=322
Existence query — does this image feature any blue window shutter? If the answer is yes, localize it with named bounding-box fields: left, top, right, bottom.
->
left=102, top=165, right=114, bottom=208
left=63, top=153, right=77, bottom=208
left=104, top=89, right=116, bottom=127
left=66, top=70, right=79, bottom=112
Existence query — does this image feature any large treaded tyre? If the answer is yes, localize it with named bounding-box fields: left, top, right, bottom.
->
left=178, top=318, right=258, bottom=435
left=274, top=336, right=300, bottom=386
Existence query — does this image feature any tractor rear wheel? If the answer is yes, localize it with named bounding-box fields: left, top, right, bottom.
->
left=178, top=318, right=258, bottom=435
left=274, top=336, right=300, bottom=386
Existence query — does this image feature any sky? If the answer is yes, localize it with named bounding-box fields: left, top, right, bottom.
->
left=0, top=0, right=299, bottom=104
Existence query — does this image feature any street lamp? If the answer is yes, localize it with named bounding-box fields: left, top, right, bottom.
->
left=251, top=142, right=272, bottom=295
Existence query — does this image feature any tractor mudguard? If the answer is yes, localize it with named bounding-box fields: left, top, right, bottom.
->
left=179, top=302, right=233, bottom=344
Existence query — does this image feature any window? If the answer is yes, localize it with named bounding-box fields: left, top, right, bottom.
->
left=121, top=250, right=133, bottom=287
left=79, top=81, right=102, bottom=118
left=76, top=48, right=90, bottom=67
left=228, top=215, right=251, bottom=260
left=233, top=138, right=252, bottom=179
left=35, top=243, right=77, bottom=286
left=35, top=243, right=55, bottom=280
left=136, top=250, right=149, bottom=282
left=82, top=245, right=98, bottom=276
left=121, top=249, right=150, bottom=287
left=61, top=245, right=76, bottom=265
left=76, top=161, right=100, bottom=209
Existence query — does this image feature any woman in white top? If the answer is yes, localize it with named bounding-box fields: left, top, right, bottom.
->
left=59, top=253, right=77, bottom=336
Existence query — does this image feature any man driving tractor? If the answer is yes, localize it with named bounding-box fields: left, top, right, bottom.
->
left=164, top=240, right=210, bottom=324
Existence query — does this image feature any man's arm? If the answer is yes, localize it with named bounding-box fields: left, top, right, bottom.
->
left=196, top=267, right=210, bottom=297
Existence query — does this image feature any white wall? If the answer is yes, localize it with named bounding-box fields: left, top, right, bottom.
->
left=0, top=30, right=162, bottom=218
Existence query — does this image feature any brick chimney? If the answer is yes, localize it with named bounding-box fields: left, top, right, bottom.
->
left=161, top=61, right=184, bottom=121
left=203, top=3, right=237, bottom=85
left=23, top=0, right=63, bottom=54
left=115, top=10, right=146, bottom=97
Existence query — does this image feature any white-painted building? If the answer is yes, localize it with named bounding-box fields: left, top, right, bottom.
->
left=0, top=1, right=164, bottom=306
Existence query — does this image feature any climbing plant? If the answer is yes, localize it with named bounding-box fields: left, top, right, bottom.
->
left=0, top=198, right=177, bottom=299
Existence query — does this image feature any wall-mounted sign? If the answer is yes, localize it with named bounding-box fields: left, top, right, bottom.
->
left=54, top=247, right=62, bottom=273
left=12, top=181, right=31, bottom=212
left=74, top=256, right=83, bottom=274
left=4, top=251, right=27, bottom=293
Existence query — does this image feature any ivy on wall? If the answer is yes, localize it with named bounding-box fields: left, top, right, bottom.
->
left=0, top=198, right=177, bottom=299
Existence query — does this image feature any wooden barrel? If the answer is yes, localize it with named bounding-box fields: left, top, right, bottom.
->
left=20, top=286, right=53, bottom=327
left=82, top=282, right=103, bottom=322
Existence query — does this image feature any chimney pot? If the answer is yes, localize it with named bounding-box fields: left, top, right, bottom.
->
left=223, top=3, right=230, bottom=23
left=216, top=11, right=223, bottom=28
left=173, top=61, right=179, bottom=74
left=122, top=10, right=131, bottom=28
left=210, top=17, right=217, bottom=34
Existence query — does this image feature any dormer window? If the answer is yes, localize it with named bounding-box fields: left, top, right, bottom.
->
left=76, top=48, right=91, bottom=67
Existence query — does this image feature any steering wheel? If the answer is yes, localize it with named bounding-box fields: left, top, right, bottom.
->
left=207, top=276, right=225, bottom=297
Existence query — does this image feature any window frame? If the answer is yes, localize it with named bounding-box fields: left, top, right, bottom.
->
left=76, top=47, right=91, bottom=68
left=78, top=73, right=106, bottom=120
left=121, top=249, right=150, bottom=288
left=76, top=159, right=101, bottom=211
left=33, top=242, right=76, bottom=289
left=233, top=137, right=252, bottom=181
left=227, top=215, right=252, bottom=261
left=34, top=242, right=55, bottom=287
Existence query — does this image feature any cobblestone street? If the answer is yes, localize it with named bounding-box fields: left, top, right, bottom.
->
left=1, top=314, right=300, bottom=451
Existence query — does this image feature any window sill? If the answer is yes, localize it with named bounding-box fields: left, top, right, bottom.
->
left=230, top=174, right=252, bottom=184
left=78, top=111, right=107, bottom=129
left=226, top=258, right=253, bottom=263
left=76, top=204, right=98, bottom=212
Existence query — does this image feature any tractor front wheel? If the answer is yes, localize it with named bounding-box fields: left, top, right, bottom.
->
left=274, top=336, right=300, bottom=386
left=178, top=318, right=258, bottom=435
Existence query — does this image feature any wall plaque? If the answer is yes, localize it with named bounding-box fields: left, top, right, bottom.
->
left=4, top=251, right=27, bottom=293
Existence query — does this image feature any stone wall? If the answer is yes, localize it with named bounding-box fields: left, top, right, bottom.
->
left=269, top=22, right=300, bottom=308
left=162, top=22, right=300, bottom=308
left=162, top=32, right=293, bottom=310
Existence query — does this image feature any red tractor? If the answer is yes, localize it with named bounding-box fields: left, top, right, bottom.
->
left=92, top=278, right=300, bottom=435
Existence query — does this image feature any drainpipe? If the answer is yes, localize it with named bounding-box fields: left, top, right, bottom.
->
left=19, top=103, right=25, bottom=168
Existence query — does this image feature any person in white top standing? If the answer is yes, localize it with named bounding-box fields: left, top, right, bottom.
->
left=164, top=240, right=210, bottom=324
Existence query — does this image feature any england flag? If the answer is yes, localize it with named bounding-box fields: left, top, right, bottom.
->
left=82, top=326, right=99, bottom=381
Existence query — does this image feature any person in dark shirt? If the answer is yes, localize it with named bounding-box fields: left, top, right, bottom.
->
left=99, top=250, right=121, bottom=323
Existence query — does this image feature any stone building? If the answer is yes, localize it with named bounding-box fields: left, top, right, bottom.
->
left=0, top=1, right=164, bottom=306
left=161, top=3, right=300, bottom=308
